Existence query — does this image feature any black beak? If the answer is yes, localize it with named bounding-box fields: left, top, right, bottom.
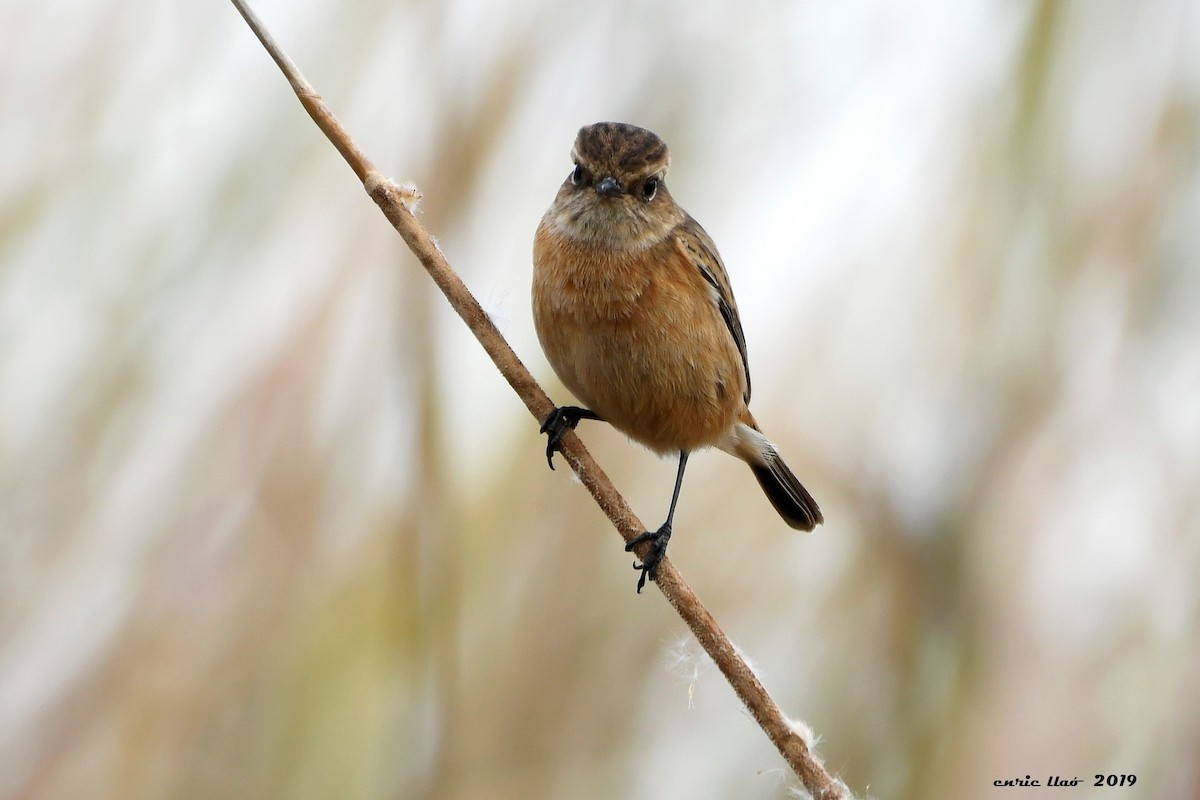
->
left=595, top=176, right=623, bottom=196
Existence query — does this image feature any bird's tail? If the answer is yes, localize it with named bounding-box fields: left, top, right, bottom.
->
left=720, top=415, right=823, bottom=531
left=749, top=453, right=822, bottom=531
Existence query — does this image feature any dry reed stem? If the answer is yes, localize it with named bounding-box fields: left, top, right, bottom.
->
left=228, top=2, right=852, bottom=797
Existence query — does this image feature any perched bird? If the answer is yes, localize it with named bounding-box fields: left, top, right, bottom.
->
left=533, top=122, right=822, bottom=592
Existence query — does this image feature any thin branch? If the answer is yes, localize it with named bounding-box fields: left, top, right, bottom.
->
left=228, top=3, right=853, bottom=798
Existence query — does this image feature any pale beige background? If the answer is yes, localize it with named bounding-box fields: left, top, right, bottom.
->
left=2, top=1, right=1198, bottom=798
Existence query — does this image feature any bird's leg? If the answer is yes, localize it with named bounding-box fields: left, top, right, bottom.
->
left=539, top=406, right=602, bottom=470
left=625, top=451, right=689, bottom=593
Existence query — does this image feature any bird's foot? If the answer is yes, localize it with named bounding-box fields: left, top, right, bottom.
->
left=625, top=522, right=673, bottom=594
left=539, top=406, right=598, bottom=469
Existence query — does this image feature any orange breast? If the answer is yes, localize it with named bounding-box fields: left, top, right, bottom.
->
left=533, top=224, right=745, bottom=454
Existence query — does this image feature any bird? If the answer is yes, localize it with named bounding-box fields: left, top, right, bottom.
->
left=532, top=121, right=822, bottom=592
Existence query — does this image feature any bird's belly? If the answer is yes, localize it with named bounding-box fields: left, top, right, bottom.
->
left=537, top=301, right=744, bottom=455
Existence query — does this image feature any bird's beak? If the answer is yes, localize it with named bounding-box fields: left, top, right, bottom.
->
left=595, top=176, right=623, bottom=196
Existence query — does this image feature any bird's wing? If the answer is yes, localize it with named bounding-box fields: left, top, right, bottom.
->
left=675, top=216, right=751, bottom=403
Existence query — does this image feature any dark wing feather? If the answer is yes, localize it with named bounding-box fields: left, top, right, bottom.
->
left=675, top=217, right=751, bottom=403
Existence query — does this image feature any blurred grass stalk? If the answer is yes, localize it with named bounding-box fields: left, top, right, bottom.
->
left=1, top=1, right=1199, bottom=799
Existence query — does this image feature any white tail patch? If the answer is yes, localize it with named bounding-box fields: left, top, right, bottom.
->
left=717, top=422, right=775, bottom=467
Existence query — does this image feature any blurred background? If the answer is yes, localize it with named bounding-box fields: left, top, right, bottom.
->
left=2, top=1, right=1198, bottom=798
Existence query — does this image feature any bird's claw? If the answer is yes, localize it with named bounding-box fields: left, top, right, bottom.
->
left=625, top=522, right=672, bottom=593
left=539, top=406, right=596, bottom=470
left=539, top=407, right=571, bottom=470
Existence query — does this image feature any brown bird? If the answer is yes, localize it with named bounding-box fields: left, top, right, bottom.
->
left=533, top=122, right=822, bottom=592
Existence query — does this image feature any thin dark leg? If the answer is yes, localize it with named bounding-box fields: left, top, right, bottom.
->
left=625, top=451, right=689, bottom=593
left=539, top=406, right=602, bottom=469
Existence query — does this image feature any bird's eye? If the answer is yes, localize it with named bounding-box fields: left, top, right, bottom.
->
left=570, top=164, right=584, bottom=186
left=641, top=176, right=659, bottom=201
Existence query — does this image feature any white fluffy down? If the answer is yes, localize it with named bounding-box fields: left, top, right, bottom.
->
left=716, top=421, right=775, bottom=466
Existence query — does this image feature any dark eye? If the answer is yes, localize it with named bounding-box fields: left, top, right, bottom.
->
left=570, top=164, right=584, bottom=186
left=641, top=176, right=659, bottom=201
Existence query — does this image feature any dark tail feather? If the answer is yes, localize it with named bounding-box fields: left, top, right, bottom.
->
left=750, top=454, right=823, bottom=531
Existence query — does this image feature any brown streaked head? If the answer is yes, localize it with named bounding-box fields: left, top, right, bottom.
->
left=572, top=122, right=670, bottom=184
left=546, top=122, right=682, bottom=248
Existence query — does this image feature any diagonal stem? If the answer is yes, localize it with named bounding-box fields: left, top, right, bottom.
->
left=227, top=3, right=853, bottom=798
